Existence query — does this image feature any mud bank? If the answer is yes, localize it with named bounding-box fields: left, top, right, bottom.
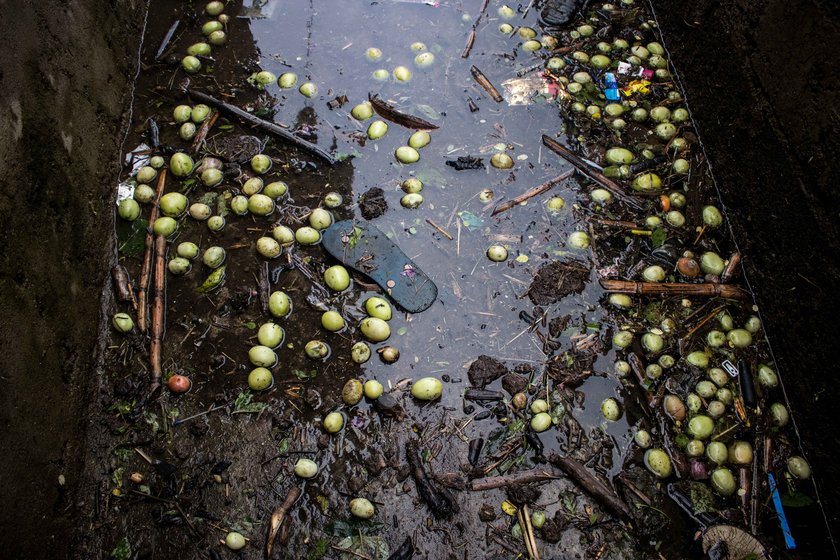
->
left=651, top=0, right=840, bottom=553
left=0, top=1, right=145, bottom=557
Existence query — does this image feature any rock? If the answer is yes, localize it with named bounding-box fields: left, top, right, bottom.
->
left=359, top=187, right=388, bottom=220
left=478, top=503, right=496, bottom=522
left=502, top=373, right=528, bottom=395
left=468, top=355, right=509, bottom=388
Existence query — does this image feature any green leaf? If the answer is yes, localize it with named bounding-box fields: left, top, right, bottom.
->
left=196, top=265, right=226, bottom=294
left=335, top=150, right=361, bottom=162
left=293, top=369, right=317, bottom=381
left=651, top=227, right=666, bottom=248
left=336, top=536, right=389, bottom=560
left=232, top=391, right=268, bottom=414
left=415, top=103, right=441, bottom=121
left=316, top=495, right=329, bottom=514
left=457, top=211, right=484, bottom=231
left=110, top=537, right=131, bottom=560
left=116, top=218, right=148, bottom=258
left=197, top=191, right=219, bottom=206
left=307, top=538, right=329, bottom=560
left=415, top=168, right=447, bottom=187
left=782, top=491, right=814, bottom=508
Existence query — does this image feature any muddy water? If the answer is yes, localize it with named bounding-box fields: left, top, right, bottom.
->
left=91, top=0, right=827, bottom=558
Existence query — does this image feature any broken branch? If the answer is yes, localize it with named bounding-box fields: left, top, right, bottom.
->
left=470, top=66, right=503, bottom=102
left=548, top=454, right=632, bottom=519
left=491, top=169, right=574, bottom=215
left=265, top=485, right=302, bottom=558
left=600, top=279, right=747, bottom=299
left=406, top=439, right=458, bottom=518
left=190, top=110, right=219, bottom=155
left=188, top=90, right=338, bottom=164
left=541, top=135, right=646, bottom=211
left=471, top=467, right=563, bottom=491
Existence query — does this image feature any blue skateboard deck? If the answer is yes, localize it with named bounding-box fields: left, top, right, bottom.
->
left=322, top=220, right=438, bottom=313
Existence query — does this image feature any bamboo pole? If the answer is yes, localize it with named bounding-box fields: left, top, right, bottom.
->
left=137, top=169, right=167, bottom=332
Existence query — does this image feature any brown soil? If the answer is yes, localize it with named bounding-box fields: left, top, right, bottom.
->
left=0, top=1, right=144, bottom=557
left=651, top=0, right=840, bottom=554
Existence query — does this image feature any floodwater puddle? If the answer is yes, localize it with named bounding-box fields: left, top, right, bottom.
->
left=97, top=0, right=826, bottom=558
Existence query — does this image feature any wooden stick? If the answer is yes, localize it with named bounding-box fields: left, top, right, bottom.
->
left=522, top=504, right=540, bottom=560
left=491, top=169, right=574, bottom=216
left=721, top=252, right=742, bottom=283
left=149, top=234, right=166, bottom=396
left=470, top=66, right=503, bottom=102
left=548, top=455, right=632, bottom=519
left=266, top=485, right=302, bottom=558
left=517, top=508, right=536, bottom=559
left=190, top=111, right=219, bottom=155
left=425, top=219, right=453, bottom=240
left=137, top=169, right=167, bottom=332
left=471, top=467, right=562, bottom=491
left=462, top=30, right=476, bottom=58
left=599, top=279, right=747, bottom=300
left=589, top=218, right=645, bottom=230
left=541, top=135, right=646, bottom=211
left=188, top=90, right=338, bottom=164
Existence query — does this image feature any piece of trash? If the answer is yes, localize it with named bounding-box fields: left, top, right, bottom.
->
left=768, top=472, right=797, bottom=549
left=616, top=61, right=633, bottom=75
left=721, top=360, right=739, bottom=377
left=322, top=220, right=438, bottom=313
left=604, top=72, right=620, bottom=101
left=622, top=80, right=651, bottom=96
left=501, top=75, right=557, bottom=106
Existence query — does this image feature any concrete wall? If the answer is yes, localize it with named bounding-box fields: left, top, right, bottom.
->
left=0, top=0, right=144, bottom=556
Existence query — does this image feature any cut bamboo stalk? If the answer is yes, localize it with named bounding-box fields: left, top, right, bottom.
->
left=149, top=234, right=166, bottom=396
left=137, top=169, right=167, bottom=332
left=600, top=279, right=747, bottom=300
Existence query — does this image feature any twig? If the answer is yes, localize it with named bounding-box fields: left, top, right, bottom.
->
left=720, top=252, right=741, bottom=283
left=541, top=135, right=646, bottom=211
left=149, top=235, right=166, bottom=396
left=188, top=90, right=337, bottom=164
left=600, top=279, right=747, bottom=300
left=127, top=489, right=197, bottom=535
left=462, top=30, right=476, bottom=58
left=266, top=486, right=302, bottom=558
left=491, top=169, right=574, bottom=215
left=679, top=305, right=726, bottom=351
left=470, top=66, right=503, bottom=102
left=548, top=454, right=632, bottom=519
left=137, top=170, right=167, bottom=332
left=190, top=111, right=219, bottom=155
left=425, top=219, right=453, bottom=240
left=471, top=467, right=562, bottom=490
